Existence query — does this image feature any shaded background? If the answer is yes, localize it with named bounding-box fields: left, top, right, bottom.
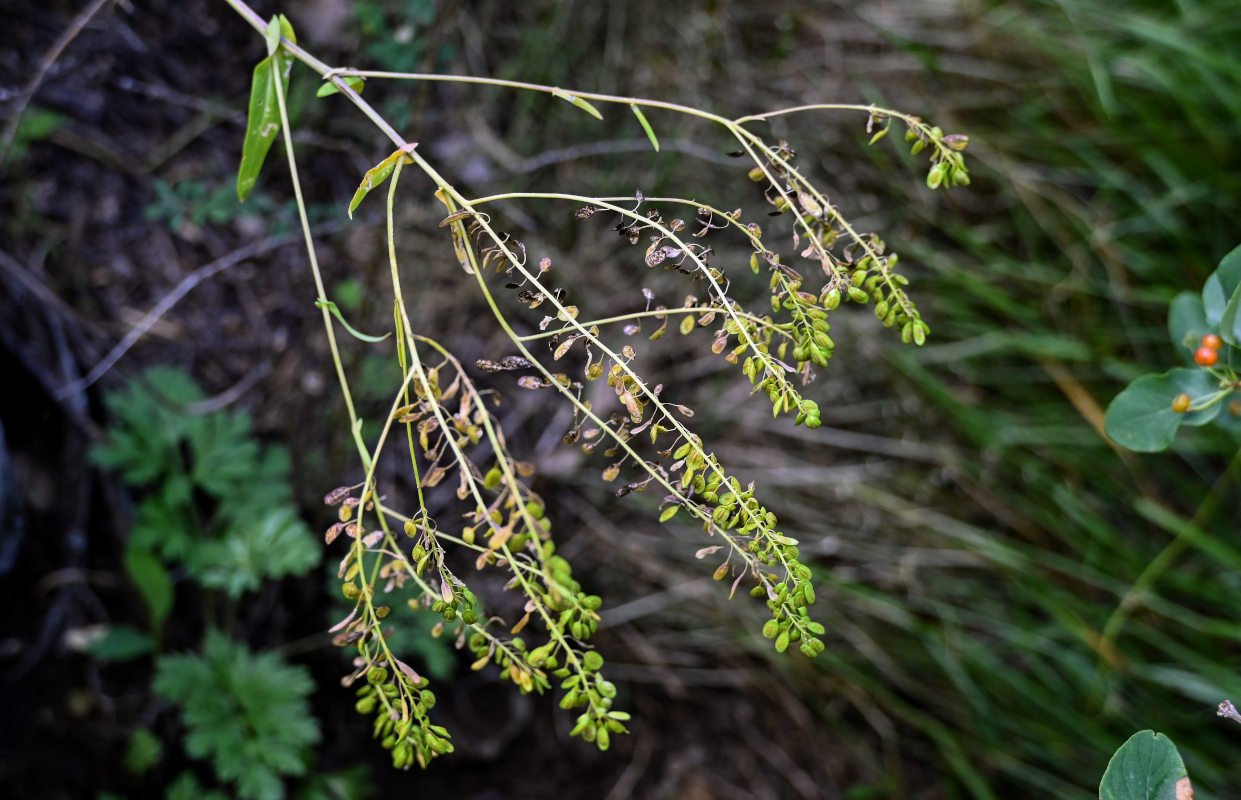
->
left=3, top=0, right=1241, bottom=797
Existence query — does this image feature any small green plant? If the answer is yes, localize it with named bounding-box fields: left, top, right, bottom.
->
left=223, top=0, right=969, bottom=769
left=89, top=366, right=333, bottom=799
left=91, top=366, right=319, bottom=600
left=154, top=630, right=320, bottom=800
left=1105, top=244, right=1241, bottom=452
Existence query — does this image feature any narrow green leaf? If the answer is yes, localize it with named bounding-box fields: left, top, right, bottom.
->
left=125, top=546, right=173, bottom=632
left=87, top=625, right=156, bottom=662
left=348, top=149, right=411, bottom=218
left=630, top=104, right=659, bottom=152
left=315, top=298, right=390, bottom=342
left=1103, top=367, right=1220, bottom=452
left=1099, top=730, right=1190, bottom=800
left=236, top=55, right=280, bottom=201
left=552, top=89, right=603, bottom=120
left=264, top=15, right=281, bottom=56
left=237, top=16, right=297, bottom=202
left=316, top=76, right=365, bottom=98
left=276, top=14, right=297, bottom=45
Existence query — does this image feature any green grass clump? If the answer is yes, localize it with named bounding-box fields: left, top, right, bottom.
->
left=793, top=1, right=1241, bottom=796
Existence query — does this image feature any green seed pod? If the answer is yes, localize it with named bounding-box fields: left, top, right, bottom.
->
left=355, top=696, right=376, bottom=715
left=847, top=286, right=868, bottom=303
left=775, top=631, right=790, bottom=653
left=367, top=667, right=389, bottom=685
left=583, top=650, right=604, bottom=671
left=597, top=727, right=611, bottom=751
left=404, top=518, right=418, bottom=537
left=762, top=619, right=779, bottom=639
left=342, top=583, right=360, bottom=600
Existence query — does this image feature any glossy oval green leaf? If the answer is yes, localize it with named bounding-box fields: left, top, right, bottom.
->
left=316, top=75, right=365, bottom=98
left=552, top=88, right=603, bottom=120
left=1167, top=291, right=1209, bottom=364
left=1203, top=243, right=1241, bottom=326
left=348, top=149, right=412, bottom=218
left=1104, top=367, right=1220, bottom=452
left=1219, top=280, right=1241, bottom=347
left=315, top=298, right=390, bottom=342
left=1099, top=730, right=1191, bottom=800
left=630, top=104, right=659, bottom=152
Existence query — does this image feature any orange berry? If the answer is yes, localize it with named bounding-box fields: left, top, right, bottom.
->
left=1202, top=333, right=1224, bottom=351
left=1194, top=346, right=1219, bottom=367
left=1172, top=393, right=1192, bottom=414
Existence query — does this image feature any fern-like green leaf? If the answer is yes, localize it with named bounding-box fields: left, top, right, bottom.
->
left=191, top=507, right=320, bottom=598
left=155, top=631, right=319, bottom=800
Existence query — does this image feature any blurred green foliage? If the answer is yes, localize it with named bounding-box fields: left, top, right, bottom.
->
left=87, top=368, right=357, bottom=799
left=803, top=1, right=1241, bottom=797
left=92, top=366, right=320, bottom=597
left=154, top=630, right=320, bottom=800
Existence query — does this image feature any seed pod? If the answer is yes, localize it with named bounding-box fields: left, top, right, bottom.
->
left=324, top=486, right=353, bottom=506
left=775, top=631, right=790, bottom=653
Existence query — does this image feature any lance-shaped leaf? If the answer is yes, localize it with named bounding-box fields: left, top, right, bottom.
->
left=237, top=16, right=297, bottom=201
left=315, top=298, right=391, bottom=342
left=630, top=104, right=659, bottom=152
left=316, top=75, right=365, bottom=98
left=349, top=147, right=415, bottom=218
left=552, top=88, right=603, bottom=120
